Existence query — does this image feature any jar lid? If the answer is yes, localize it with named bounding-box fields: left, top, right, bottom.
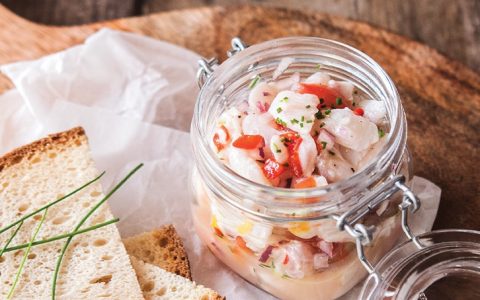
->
left=360, top=229, right=480, bottom=299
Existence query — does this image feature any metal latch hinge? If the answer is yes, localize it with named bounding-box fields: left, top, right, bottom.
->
left=196, top=37, right=248, bottom=88
left=332, top=175, right=423, bottom=275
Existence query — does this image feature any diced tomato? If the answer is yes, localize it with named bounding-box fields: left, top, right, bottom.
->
left=235, top=236, right=253, bottom=254
left=292, top=176, right=317, bottom=188
left=213, top=125, right=230, bottom=151
left=213, top=227, right=224, bottom=238
left=298, top=83, right=348, bottom=109
left=353, top=107, right=364, bottom=116
left=280, top=132, right=303, bottom=177
left=283, top=254, right=289, bottom=265
left=232, top=135, right=265, bottom=149
left=263, top=158, right=286, bottom=179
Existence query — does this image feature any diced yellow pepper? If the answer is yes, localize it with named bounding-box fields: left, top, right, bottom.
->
left=236, top=221, right=253, bottom=234
left=288, top=222, right=311, bottom=235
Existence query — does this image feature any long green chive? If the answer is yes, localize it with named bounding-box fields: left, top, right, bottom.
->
left=248, top=75, right=261, bottom=89
left=0, top=221, right=23, bottom=257
left=3, top=218, right=119, bottom=254
left=8, top=209, right=48, bottom=299
left=276, top=107, right=283, bottom=113
left=0, top=172, right=105, bottom=235
left=52, top=164, right=143, bottom=299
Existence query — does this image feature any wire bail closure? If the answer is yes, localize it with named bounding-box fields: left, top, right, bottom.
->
left=332, top=175, right=423, bottom=275
left=196, top=37, right=248, bottom=88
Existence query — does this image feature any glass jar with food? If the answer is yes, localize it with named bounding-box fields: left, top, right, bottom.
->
left=190, top=37, right=415, bottom=299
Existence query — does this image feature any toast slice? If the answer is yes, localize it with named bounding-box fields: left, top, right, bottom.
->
left=123, top=225, right=191, bottom=279
left=0, top=127, right=143, bottom=299
left=130, top=256, right=223, bottom=300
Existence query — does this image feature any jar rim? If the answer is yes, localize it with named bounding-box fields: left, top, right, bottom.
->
left=192, top=36, right=407, bottom=216
left=360, top=229, right=480, bottom=299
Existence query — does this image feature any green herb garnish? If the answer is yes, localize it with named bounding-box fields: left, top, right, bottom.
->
left=0, top=221, right=23, bottom=258
left=325, top=109, right=331, bottom=115
left=8, top=209, right=48, bottom=299
left=336, top=97, right=342, bottom=105
left=321, top=141, right=327, bottom=149
left=290, top=118, right=299, bottom=124
left=0, top=172, right=104, bottom=235
left=281, top=96, right=289, bottom=102
left=275, top=117, right=287, bottom=127
left=52, top=164, right=143, bottom=300
left=315, top=111, right=324, bottom=120
left=277, top=107, right=283, bottom=113
left=2, top=219, right=119, bottom=254
left=378, top=129, right=385, bottom=138
left=248, top=75, right=261, bottom=89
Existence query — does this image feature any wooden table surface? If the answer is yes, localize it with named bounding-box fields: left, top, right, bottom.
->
left=0, top=4, right=478, bottom=234
left=1, top=0, right=479, bottom=74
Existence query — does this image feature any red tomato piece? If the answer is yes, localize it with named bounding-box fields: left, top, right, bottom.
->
left=292, top=176, right=317, bottom=189
left=298, top=83, right=348, bottom=109
left=263, top=158, right=286, bottom=179
left=353, top=107, right=364, bottom=116
left=232, top=135, right=265, bottom=149
left=280, top=132, right=304, bottom=177
left=214, top=227, right=224, bottom=238
left=235, top=236, right=253, bottom=254
left=283, top=254, right=289, bottom=265
left=213, top=125, right=230, bottom=151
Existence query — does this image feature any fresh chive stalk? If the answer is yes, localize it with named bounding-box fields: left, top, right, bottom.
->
left=0, top=171, right=105, bottom=236
left=0, top=221, right=23, bottom=257
left=3, top=218, right=119, bottom=253
left=51, top=163, right=143, bottom=300
left=248, top=75, right=261, bottom=89
left=7, top=208, right=48, bottom=299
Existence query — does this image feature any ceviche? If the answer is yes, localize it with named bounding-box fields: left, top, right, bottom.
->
left=192, top=62, right=403, bottom=300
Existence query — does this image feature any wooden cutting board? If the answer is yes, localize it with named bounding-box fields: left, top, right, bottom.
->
left=0, top=4, right=478, bottom=231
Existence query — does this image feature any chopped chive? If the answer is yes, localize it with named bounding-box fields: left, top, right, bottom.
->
left=248, top=75, right=261, bottom=89
left=316, top=64, right=322, bottom=69
left=325, top=109, right=331, bottom=115
left=336, top=97, right=342, bottom=105
left=378, top=129, right=385, bottom=138
left=290, top=118, right=299, bottom=124
left=275, top=118, right=287, bottom=127
left=281, top=96, right=289, bottom=102
left=301, top=116, right=305, bottom=122
left=321, top=141, right=327, bottom=149
left=300, top=123, right=304, bottom=128
left=306, top=120, right=313, bottom=123
left=315, top=111, right=324, bottom=120
left=277, top=107, right=283, bottom=113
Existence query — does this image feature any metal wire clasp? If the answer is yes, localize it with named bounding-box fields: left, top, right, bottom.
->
left=196, top=37, right=248, bottom=88
left=332, top=175, right=423, bottom=275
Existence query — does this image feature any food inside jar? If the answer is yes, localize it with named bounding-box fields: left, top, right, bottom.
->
left=200, top=65, right=397, bottom=299
left=211, top=69, right=388, bottom=188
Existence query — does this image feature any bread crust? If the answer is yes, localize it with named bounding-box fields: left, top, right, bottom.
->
left=0, top=127, right=86, bottom=172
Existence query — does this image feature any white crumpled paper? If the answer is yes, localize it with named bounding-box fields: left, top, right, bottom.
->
left=0, top=29, right=441, bottom=300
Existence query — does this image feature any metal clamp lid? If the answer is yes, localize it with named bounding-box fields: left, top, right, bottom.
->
left=332, top=175, right=423, bottom=275
left=196, top=37, right=248, bottom=88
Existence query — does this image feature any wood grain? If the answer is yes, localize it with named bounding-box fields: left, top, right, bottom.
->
left=0, top=5, right=478, bottom=231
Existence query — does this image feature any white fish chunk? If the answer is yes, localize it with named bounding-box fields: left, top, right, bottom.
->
left=268, top=90, right=319, bottom=134
left=323, top=108, right=379, bottom=151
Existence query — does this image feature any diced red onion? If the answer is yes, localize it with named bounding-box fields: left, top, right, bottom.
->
left=259, top=245, right=274, bottom=263
left=317, top=240, right=334, bottom=258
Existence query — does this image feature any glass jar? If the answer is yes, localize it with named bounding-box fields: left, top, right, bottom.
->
left=190, top=37, right=413, bottom=300
left=360, top=230, right=480, bottom=300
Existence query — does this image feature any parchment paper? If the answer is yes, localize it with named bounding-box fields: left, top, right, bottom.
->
left=0, top=29, right=441, bottom=300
